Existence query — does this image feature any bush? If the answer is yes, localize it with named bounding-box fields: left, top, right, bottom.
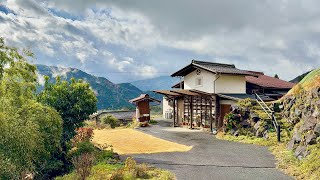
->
left=223, top=113, right=241, bottom=131
left=95, top=150, right=117, bottom=163
left=101, top=114, right=119, bottom=129
left=72, top=127, right=94, bottom=145
left=72, top=153, right=95, bottom=180
left=69, top=141, right=96, bottom=158
left=149, top=119, right=158, bottom=125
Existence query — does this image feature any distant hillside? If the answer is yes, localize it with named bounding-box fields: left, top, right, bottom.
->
left=36, top=64, right=143, bottom=110
left=290, top=71, right=312, bottom=83
left=130, top=76, right=180, bottom=91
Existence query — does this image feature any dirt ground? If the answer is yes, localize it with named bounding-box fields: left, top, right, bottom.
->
left=92, top=128, right=192, bottom=155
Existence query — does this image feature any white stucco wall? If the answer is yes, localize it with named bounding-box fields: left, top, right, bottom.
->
left=162, top=97, right=173, bottom=119
left=215, top=75, right=246, bottom=94
left=184, top=69, right=246, bottom=94
left=220, top=100, right=238, bottom=106
left=184, top=69, right=216, bottom=93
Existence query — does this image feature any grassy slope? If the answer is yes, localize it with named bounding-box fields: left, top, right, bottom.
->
left=287, top=68, right=320, bottom=96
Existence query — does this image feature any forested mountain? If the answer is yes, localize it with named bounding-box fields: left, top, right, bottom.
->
left=36, top=64, right=144, bottom=110
left=290, top=70, right=312, bottom=83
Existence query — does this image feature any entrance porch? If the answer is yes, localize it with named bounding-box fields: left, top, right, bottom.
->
left=154, top=89, right=218, bottom=132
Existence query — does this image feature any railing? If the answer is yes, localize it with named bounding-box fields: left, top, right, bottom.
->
left=255, top=93, right=281, bottom=142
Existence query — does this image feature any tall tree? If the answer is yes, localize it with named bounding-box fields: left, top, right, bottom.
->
left=0, top=38, right=63, bottom=179
left=38, top=77, right=97, bottom=143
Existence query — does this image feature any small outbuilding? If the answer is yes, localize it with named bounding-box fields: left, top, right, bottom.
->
left=129, top=94, right=161, bottom=122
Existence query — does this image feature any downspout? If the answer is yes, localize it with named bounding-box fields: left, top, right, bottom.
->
left=213, top=72, right=221, bottom=94
left=212, top=72, right=221, bottom=133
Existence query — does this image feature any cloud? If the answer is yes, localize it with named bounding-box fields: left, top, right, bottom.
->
left=1, top=0, right=320, bottom=82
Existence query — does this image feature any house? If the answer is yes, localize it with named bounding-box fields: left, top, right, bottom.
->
left=154, top=60, right=295, bottom=131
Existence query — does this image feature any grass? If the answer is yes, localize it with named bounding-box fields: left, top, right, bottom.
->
left=217, top=132, right=320, bottom=179
left=216, top=132, right=276, bottom=146
left=287, top=68, right=320, bottom=95
left=56, top=162, right=175, bottom=180
left=92, top=129, right=192, bottom=155
left=149, top=120, right=158, bottom=125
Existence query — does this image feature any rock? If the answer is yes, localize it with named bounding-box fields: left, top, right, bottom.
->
left=305, top=133, right=317, bottom=145
left=254, top=121, right=262, bottom=130
left=300, top=117, right=317, bottom=132
left=295, top=109, right=302, bottom=116
left=312, top=109, right=319, bottom=118
left=230, top=128, right=237, bottom=135
left=263, top=130, right=269, bottom=140
left=295, top=145, right=307, bottom=159
left=293, top=129, right=301, bottom=143
left=233, top=130, right=239, bottom=137
left=255, top=130, right=263, bottom=137
left=240, top=120, right=250, bottom=128
left=314, top=123, right=320, bottom=135
left=251, top=113, right=260, bottom=122
left=287, top=139, right=295, bottom=151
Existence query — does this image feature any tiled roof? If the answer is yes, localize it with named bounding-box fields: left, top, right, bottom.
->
left=246, top=71, right=295, bottom=89
left=129, top=94, right=161, bottom=103
left=171, top=60, right=256, bottom=77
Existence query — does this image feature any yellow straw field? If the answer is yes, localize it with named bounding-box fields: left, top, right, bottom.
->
left=92, top=129, right=192, bottom=155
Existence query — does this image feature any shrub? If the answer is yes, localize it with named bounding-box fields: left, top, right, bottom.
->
left=223, top=113, right=241, bottom=131
left=69, top=141, right=96, bottom=158
left=95, top=150, right=116, bottom=163
left=72, top=153, right=95, bottom=180
left=149, top=119, right=158, bottom=125
left=72, top=128, right=94, bottom=145
left=101, top=114, right=119, bottom=129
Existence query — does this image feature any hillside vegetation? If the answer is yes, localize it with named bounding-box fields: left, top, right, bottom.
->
left=287, top=68, right=320, bottom=95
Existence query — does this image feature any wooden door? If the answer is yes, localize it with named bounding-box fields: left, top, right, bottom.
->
left=219, top=104, right=231, bottom=128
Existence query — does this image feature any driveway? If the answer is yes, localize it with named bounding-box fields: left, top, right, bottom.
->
left=128, top=119, right=292, bottom=180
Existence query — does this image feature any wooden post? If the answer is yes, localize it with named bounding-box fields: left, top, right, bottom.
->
left=190, top=96, right=193, bottom=129
left=200, top=96, right=203, bottom=127
left=209, top=98, right=213, bottom=133
left=176, top=97, right=179, bottom=127
left=173, top=97, right=176, bottom=127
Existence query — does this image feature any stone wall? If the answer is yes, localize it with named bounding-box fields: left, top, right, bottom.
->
left=281, top=87, right=320, bottom=159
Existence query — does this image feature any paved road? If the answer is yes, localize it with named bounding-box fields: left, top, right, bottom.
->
left=128, top=119, right=292, bottom=180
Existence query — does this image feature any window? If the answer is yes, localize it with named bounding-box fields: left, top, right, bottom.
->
left=195, top=77, right=202, bottom=86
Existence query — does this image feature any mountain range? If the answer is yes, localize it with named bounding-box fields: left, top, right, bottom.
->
left=36, top=64, right=146, bottom=110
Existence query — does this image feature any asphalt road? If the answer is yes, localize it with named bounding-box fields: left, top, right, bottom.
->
left=128, top=119, right=292, bottom=180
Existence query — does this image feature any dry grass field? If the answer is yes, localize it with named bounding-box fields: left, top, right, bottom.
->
left=92, top=128, right=192, bottom=155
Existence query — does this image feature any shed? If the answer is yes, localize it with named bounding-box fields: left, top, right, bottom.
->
left=129, top=94, right=161, bottom=122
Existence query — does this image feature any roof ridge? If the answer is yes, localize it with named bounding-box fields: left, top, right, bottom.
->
left=192, top=59, right=235, bottom=68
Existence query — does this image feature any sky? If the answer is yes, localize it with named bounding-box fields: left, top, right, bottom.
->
left=0, top=0, right=320, bottom=83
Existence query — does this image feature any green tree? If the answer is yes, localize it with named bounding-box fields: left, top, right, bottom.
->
left=38, top=77, right=97, bottom=143
left=0, top=38, right=63, bottom=179
left=274, top=74, right=279, bottom=79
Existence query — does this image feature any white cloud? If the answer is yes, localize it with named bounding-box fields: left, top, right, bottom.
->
left=1, top=0, right=320, bottom=82
left=50, top=66, right=71, bottom=78
left=36, top=72, right=45, bottom=86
